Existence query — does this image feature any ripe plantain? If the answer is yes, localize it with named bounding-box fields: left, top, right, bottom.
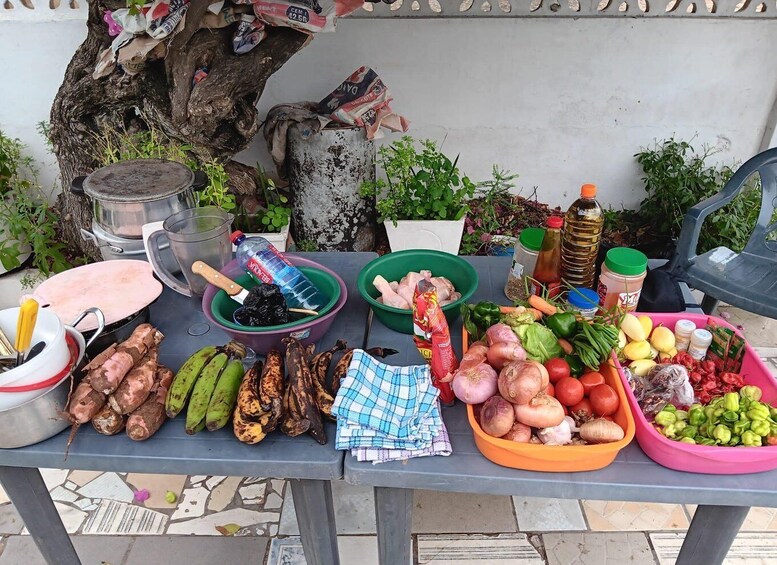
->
left=166, top=345, right=218, bottom=418
left=280, top=385, right=310, bottom=437
left=233, top=407, right=273, bottom=444
left=259, top=350, right=284, bottom=411
left=236, top=361, right=264, bottom=419
left=185, top=352, right=228, bottom=434
left=330, top=349, right=354, bottom=397
left=206, top=359, right=245, bottom=431
left=284, top=337, right=326, bottom=445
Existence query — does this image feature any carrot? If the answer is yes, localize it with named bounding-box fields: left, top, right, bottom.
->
left=528, top=295, right=557, bottom=317
left=558, top=338, right=574, bottom=355
left=527, top=308, right=544, bottom=321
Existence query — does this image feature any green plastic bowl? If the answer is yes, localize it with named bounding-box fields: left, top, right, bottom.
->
left=211, top=266, right=340, bottom=332
left=357, top=250, right=478, bottom=334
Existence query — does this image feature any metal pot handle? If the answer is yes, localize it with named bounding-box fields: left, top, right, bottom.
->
left=70, top=307, right=106, bottom=351
left=192, top=170, right=208, bottom=191
left=143, top=222, right=192, bottom=297
left=70, top=176, right=87, bottom=196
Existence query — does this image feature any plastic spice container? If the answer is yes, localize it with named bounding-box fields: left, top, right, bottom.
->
left=688, top=329, right=713, bottom=360
left=597, top=247, right=648, bottom=312
left=504, top=227, right=545, bottom=301
left=674, top=319, right=696, bottom=352
left=566, top=287, right=600, bottom=319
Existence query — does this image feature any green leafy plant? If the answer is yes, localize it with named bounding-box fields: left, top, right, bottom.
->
left=360, top=136, right=475, bottom=225
left=294, top=239, right=318, bottom=252
left=0, top=132, right=71, bottom=281
left=636, top=137, right=763, bottom=254
left=233, top=165, right=291, bottom=233
left=195, top=160, right=236, bottom=212
left=460, top=166, right=519, bottom=255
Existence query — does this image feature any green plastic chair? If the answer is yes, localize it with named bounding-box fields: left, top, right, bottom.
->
left=667, top=147, right=777, bottom=317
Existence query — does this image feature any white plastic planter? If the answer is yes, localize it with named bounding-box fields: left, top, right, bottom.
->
left=384, top=217, right=466, bottom=255
left=232, top=222, right=290, bottom=252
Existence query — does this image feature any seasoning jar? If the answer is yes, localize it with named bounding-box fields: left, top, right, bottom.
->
left=597, top=247, right=648, bottom=312
left=674, top=319, right=696, bottom=352
left=688, top=329, right=713, bottom=360
left=566, top=288, right=600, bottom=319
left=504, top=227, right=545, bottom=301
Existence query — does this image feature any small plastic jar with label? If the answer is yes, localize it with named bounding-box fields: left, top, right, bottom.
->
left=674, top=319, right=696, bottom=352
left=504, top=227, right=545, bottom=301
left=597, top=247, right=648, bottom=312
left=566, top=287, right=600, bottom=319
left=688, top=329, right=713, bottom=360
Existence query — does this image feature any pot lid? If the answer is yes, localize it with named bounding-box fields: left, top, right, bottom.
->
left=30, top=260, right=163, bottom=331
left=83, top=159, right=195, bottom=203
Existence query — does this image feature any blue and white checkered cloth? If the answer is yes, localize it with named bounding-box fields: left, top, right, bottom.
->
left=332, top=349, right=451, bottom=462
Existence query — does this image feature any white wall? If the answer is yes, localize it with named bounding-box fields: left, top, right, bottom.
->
left=2, top=15, right=777, bottom=209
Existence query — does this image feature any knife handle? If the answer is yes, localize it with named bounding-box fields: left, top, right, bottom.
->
left=191, top=261, right=244, bottom=296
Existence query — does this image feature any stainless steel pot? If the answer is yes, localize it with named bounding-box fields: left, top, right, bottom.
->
left=80, top=220, right=180, bottom=275
left=71, top=159, right=207, bottom=239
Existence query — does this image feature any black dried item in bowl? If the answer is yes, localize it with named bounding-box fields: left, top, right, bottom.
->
left=234, top=284, right=290, bottom=327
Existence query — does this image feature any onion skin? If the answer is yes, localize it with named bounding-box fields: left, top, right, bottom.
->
left=486, top=323, right=520, bottom=346
left=513, top=393, right=565, bottom=428
left=480, top=396, right=515, bottom=438
left=529, top=360, right=550, bottom=389
left=487, top=342, right=527, bottom=371
left=498, top=361, right=543, bottom=405
left=452, top=362, right=498, bottom=405
left=501, top=421, right=532, bottom=443
left=579, top=418, right=625, bottom=444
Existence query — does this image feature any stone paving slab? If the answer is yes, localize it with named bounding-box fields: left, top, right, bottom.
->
left=0, top=535, right=134, bottom=565
left=125, top=535, right=268, bottom=565
left=543, top=532, right=656, bottom=565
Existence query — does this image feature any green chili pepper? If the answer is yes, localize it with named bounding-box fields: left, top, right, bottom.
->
left=733, top=420, right=751, bottom=436
left=679, top=437, right=696, bottom=444
left=689, top=406, right=706, bottom=426
left=563, top=355, right=584, bottom=377
left=728, top=435, right=741, bottom=446
left=696, top=437, right=716, bottom=446
left=751, top=420, right=770, bottom=437
left=721, top=410, right=739, bottom=424
left=546, top=312, right=578, bottom=339
left=472, top=302, right=502, bottom=329
left=674, top=410, right=689, bottom=422
left=654, top=411, right=677, bottom=427
left=723, top=392, right=740, bottom=412
left=742, top=430, right=762, bottom=447
left=680, top=425, right=698, bottom=439
left=748, top=404, right=771, bottom=421
left=713, top=424, right=732, bottom=444
left=740, top=386, right=762, bottom=402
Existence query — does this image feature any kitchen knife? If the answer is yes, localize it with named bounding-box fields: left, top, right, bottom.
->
left=191, top=261, right=248, bottom=304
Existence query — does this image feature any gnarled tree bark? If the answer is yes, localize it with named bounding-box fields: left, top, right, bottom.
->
left=50, top=0, right=308, bottom=259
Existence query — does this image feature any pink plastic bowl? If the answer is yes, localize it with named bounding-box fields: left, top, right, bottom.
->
left=201, top=256, right=347, bottom=354
left=615, top=312, right=777, bottom=475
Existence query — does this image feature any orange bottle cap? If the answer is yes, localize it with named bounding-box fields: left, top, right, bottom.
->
left=581, top=183, right=597, bottom=198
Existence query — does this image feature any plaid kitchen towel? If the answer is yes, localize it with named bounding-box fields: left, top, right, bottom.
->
left=332, top=349, right=441, bottom=442
left=336, top=408, right=441, bottom=450
left=352, top=421, right=452, bottom=464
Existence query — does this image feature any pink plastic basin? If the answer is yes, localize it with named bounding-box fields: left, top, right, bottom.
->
left=614, top=312, right=777, bottom=475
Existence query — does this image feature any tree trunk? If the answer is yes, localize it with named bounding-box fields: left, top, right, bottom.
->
left=50, top=0, right=308, bottom=259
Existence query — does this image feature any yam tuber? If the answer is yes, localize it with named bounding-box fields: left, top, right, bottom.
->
left=68, top=376, right=106, bottom=424
left=92, top=405, right=126, bottom=435
left=126, top=363, right=174, bottom=441
left=90, top=324, right=163, bottom=395
left=108, top=348, right=158, bottom=415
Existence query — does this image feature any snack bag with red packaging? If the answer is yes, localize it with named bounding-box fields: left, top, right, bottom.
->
left=412, top=279, right=457, bottom=405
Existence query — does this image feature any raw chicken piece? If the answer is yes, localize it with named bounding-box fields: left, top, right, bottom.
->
left=389, top=281, right=399, bottom=291
left=373, top=275, right=411, bottom=309
left=439, top=291, right=462, bottom=306
left=396, top=271, right=424, bottom=305
left=429, top=276, right=455, bottom=302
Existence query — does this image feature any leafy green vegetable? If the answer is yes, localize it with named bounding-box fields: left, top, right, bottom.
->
left=513, top=323, right=563, bottom=364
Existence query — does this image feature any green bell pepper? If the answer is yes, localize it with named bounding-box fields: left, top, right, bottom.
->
left=742, top=430, right=762, bottom=447
left=680, top=437, right=696, bottom=444
left=723, top=392, right=740, bottom=412
left=680, top=425, right=698, bottom=439
left=748, top=404, right=771, bottom=421
left=751, top=420, right=771, bottom=437
left=713, top=424, right=732, bottom=444
left=546, top=312, right=578, bottom=339
left=721, top=410, right=739, bottom=425
left=733, top=420, right=751, bottom=436
left=654, top=411, right=677, bottom=427
left=564, top=355, right=585, bottom=377
left=740, top=385, right=763, bottom=402
left=472, top=301, right=502, bottom=329
left=688, top=406, right=707, bottom=426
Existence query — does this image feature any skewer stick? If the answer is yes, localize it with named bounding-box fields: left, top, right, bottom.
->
left=289, top=308, right=319, bottom=316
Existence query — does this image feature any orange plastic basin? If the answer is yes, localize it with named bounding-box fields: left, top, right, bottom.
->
left=463, top=307, right=635, bottom=473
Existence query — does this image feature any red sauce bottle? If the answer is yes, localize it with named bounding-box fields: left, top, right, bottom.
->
left=532, top=216, right=563, bottom=298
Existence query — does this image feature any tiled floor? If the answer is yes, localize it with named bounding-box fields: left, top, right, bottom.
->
left=0, top=271, right=776, bottom=563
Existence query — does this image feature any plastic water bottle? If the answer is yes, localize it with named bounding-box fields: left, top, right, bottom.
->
left=231, top=231, right=326, bottom=310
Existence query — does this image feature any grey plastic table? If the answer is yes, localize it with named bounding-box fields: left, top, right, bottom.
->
left=348, top=256, right=769, bottom=565
left=0, top=252, right=375, bottom=565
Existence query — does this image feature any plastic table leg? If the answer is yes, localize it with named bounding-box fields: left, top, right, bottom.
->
left=289, top=479, right=340, bottom=565
left=0, top=466, right=80, bottom=565
left=676, top=504, right=749, bottom=565
left=374, top=486, right=413, bottom=565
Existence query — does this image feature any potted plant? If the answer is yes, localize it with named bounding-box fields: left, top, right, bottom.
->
left=0, top=130, right=71, bottom=282
left=232, top=165, right=291, bottom=251
left=360, top=136, right=475, bottom=254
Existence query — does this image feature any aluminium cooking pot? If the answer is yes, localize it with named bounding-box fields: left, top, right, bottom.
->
left=71, top=159, right=208, bottom=239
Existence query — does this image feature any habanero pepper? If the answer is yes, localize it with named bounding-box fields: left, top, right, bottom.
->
left=748, top=404, right=771, bottom=421
left=546, top=312, right=578, bottom=339
left=688, top=406, right=706, bottom=426
left=713, top=424, right=732, bottom=444
left=751, top=420, right=770, bottom=437
left=723, top=392, right=740, bottom=412
left=742, top=430, right=762, bottom=447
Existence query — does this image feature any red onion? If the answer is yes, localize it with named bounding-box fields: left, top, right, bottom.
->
left=451, top=362, right=498, bottom=405
left=460, top=343, right=489, bottom=370
left=486, top=342, right=527, bottom=370
left=480, top=396, right=515, bottom=438
left=486, top=323, right=519, bottom=346
left=501, top=421, right=532, bottom=443
left=498, top=361, right=543, bottom=405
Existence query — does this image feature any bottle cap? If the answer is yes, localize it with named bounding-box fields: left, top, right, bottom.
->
left=604, top=247, right=647, bottom=276
left=518, top=227, right=545, bottom=252
left=230, top=230, right=245, bottom=245
left=567, top=287, right=599, bottom=310
left=675, top=319, right=696, bottom=335
left=692, top=329, right=713, bottom=346
left=581, top=183, right=597, bottom=198
left=546, top=216, right=563, bottom=229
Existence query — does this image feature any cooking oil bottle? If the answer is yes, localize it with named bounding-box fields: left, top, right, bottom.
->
left=561, top=183, right=604, bottom=289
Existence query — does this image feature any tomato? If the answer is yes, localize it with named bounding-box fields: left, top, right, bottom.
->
left=579, top=372, right=606, bottom=395
left=555, top=377, right=585, bottom=406
left=570, top=398, right=593, bottom=420
left=545, top=382, right=555, bottom=397
left=589, top=384, right=619, bottom=416
left=544, top=358, right=571, bottom=384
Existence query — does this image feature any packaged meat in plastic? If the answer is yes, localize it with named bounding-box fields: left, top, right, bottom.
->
left=645, top=364, right=694, bottom=407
